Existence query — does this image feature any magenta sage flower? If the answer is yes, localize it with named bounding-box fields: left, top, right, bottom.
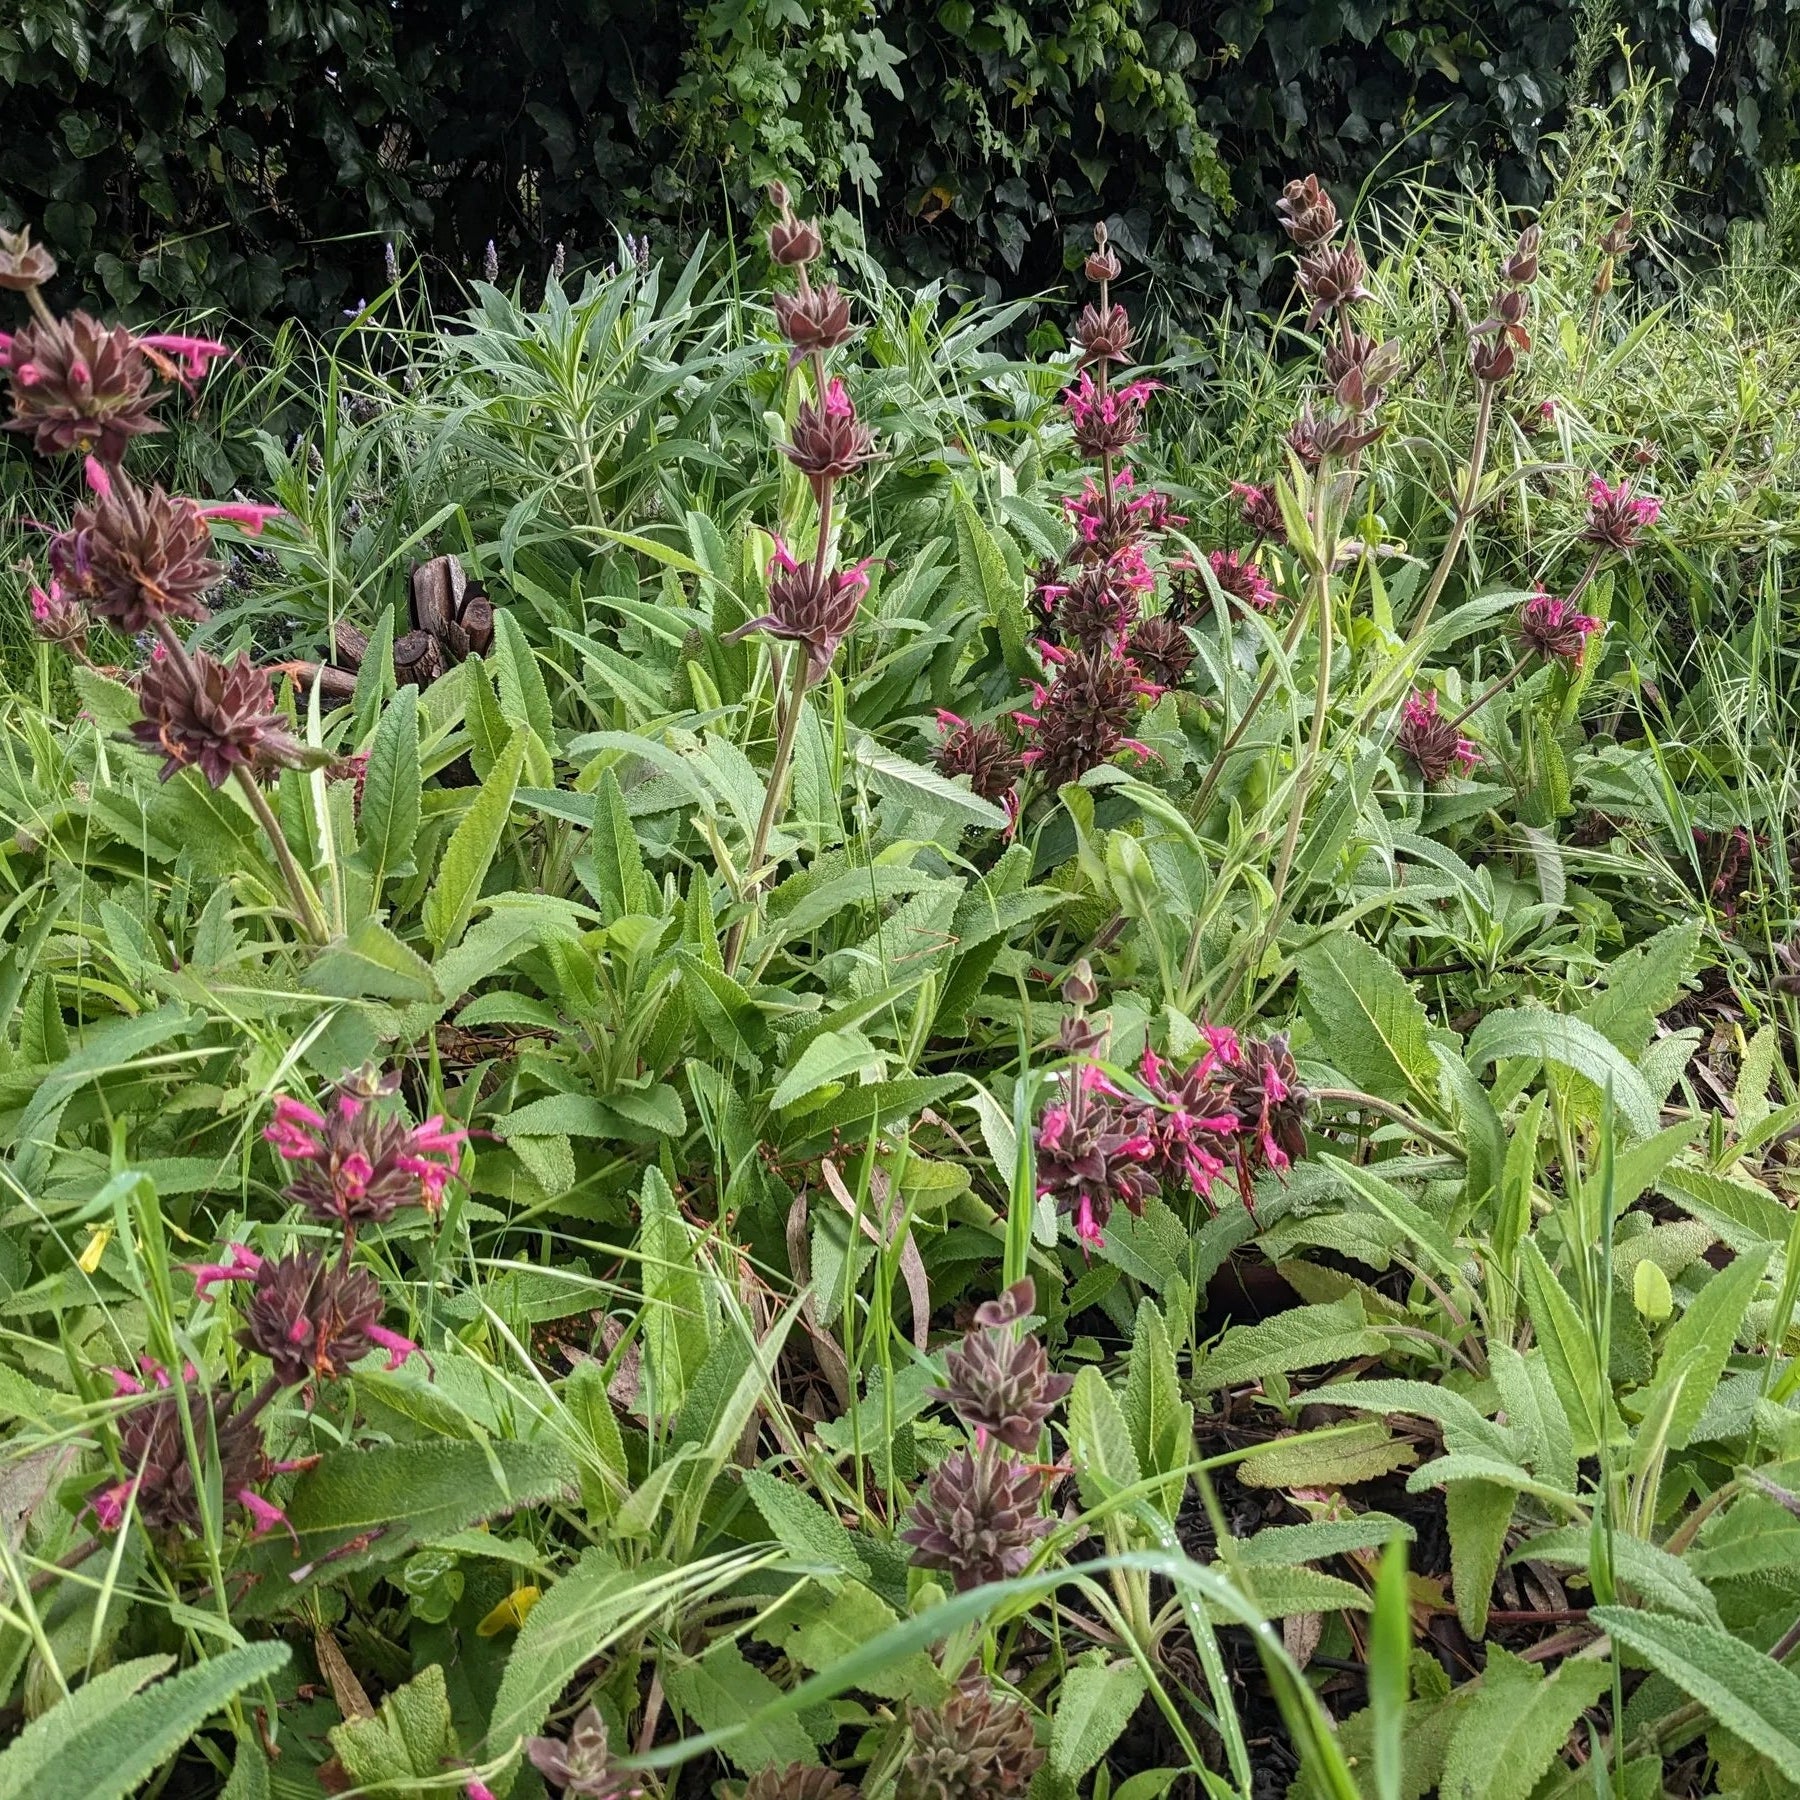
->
left=265, top=1074, right=466, bottom=1225
left=1518, top=589, right=1601, bottom=664
left=1582, top=476, right=1661, bottom=553
left=1395, top=689, right=1480, bottom=785
left=1061, top=371, right=1158, bottom=459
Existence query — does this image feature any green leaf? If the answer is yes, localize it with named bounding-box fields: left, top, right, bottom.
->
left=423, top=727, right=529, bottom=952
left=771, top=1027, right=882, bottom=1112
left=638, top=1165, right=711, bottom=1417
left=1370, top=1541, right=1410, bottom=1800
left=1439, top=1648, right=1612, bottom=1800
left=1122, top=1299, right=1191, bottom=1510
left=1067, top=1365, right=1142, bottom=1507
left=665, top=1640, right=818, bottom=1774
left=1578, top=921, right=1701, bottom=1055
left=1296, top=933, right=1440, bottom=1110
left=852, top=735, right=1008, bottom=828
left=304, top=916, right=438, bottom=1003
left=1225, top=1565, right=1372, bottom=1619
left=238, top=1441, right=575, bottom=1610
left=492, top=605, right=557, bottom=748
left=1238, top=1420, right=1418, bottom=1489
left=583, top=767, right=650, bottom=922
left=1518, top=1238, right=1620, bottom=1456
left=1594, top=1607, right=1800, bottom=1781
left=3, top=1643, right=290, bottom=1800
left=0, top=1656, right=174, bottom=1795
left=1445, top=1480, right=1515, bottom=1639
left=329, top=1662, right=456, bottom=1790
left=486, top=1550, right=648, bottom=1790
left=1197, top=1297, right=1385, bottom=1391
left=1519, top=1527, right=1719, bottom=1625
left=1051, top=1653, right=1147, bottom=1779
left=1636, top=1245, right=1769, bottom=1450
left=1234, top=1515, right=1415, bottom=1567
left=744, top=1468, right=869, bottom=1580
left=754, top=1582, right=944, bottom=1703
left=1658, top=1162, right=1795, bottom=1254
left=1466, top=1009, right=1659, bottom=1138
left=1316, top=1379, right=1514, bottom=1461
left=350, top=685, right=420, bottom=888
left=954, top=484, right=1032, bottom=680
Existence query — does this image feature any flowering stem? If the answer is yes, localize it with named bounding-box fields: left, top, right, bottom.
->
left=722, top=644, right=811, bottom=975
left=1563, top=545, right=1606, bottom=611
left=1314, top=1086, right=1464, bottom=1158
left=1188, top=599, right=1314, bottom=826
left=232, top=766, right=329, bottom=947
left=1248, top=469, right=1339, bottom=983
left=1445, top=650, right=1534, bottom=732
left=1405, top=377, right=1495, bottom=650
left=24, top=283, right=55, bottom=330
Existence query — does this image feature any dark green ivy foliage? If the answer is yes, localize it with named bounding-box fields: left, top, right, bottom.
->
left=3, top=0, right=1794, bottom=328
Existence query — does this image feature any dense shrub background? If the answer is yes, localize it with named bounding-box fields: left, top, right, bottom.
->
left=2, top=0, right=1795, bottom=328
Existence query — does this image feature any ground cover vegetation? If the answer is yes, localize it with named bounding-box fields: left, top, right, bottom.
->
left=0, top=72, right=1798, bottom=1800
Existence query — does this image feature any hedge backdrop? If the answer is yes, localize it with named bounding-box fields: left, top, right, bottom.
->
left=2, top=0, right=1794, bottom=328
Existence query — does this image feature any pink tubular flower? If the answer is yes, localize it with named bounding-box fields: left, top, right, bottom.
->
left=237, top=1487, right=296, bottom=1545
left=1518, top=589, right=1602, bottom=664
left=104, top=1366, right=145, bottom=1397
left=135, top=332, right=233, bottom=386
left=366, top=1323, right=420, bottom=1372
left=90, top=1480, right=134, bottom=1532
left=195, top=500, right=283, bottom=536
left=1062, top=371, right=1159, bottom=459
left=183, top=1241, right=264, bottom=1299
left=1208, top=548, right=1279, bottom=614
left=1063, top=468, right=1187, bottom=554
left=264, top=1073, right=466, bottom=1225
left=1395, top=689, right=1480, bottom=784
left=1582, top=476, right=1661, bottom=553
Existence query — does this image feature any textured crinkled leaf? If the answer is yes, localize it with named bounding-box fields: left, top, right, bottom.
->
left=664, top=1639, right=819, bottom=1774
left=1595, top=1607, right=1800, bottom=1781
left=1239, top=1421, right=1417, bottom=1489
left=1198, top=1297, right=1385, bottom=1391
left=1439, top=1647, right=1611, bottom=1800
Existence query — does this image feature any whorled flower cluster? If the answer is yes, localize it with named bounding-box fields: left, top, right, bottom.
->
left=1036, top=1024, right=1312, bottom=1248
left=526, top=1704, right=642, bottom=1798
left=899, top=1679, right=1044, bottom=1800
left=905, top=1277, right=1068, bottom=1598
left=84, top=1067, right=462, bottom=1549
left=1583, top=476, right=1661, bottom=554
left=1395, top=689, right=1481, bottom=785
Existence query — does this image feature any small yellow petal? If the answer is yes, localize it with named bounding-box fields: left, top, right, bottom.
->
left=78, top=1225, right=113, bottom=1275
left=476, top=1585, right=541, bottom=1637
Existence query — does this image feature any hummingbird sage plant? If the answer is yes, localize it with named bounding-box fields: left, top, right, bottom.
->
left=1, top=222, right=332, bottom=944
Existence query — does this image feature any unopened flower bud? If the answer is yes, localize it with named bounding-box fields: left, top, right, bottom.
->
left=770, top=215, right=823, bottom=266
left=1502, top=224, right=1542, bottom=285
left=1062, top=959, right=1099, bottom=1008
